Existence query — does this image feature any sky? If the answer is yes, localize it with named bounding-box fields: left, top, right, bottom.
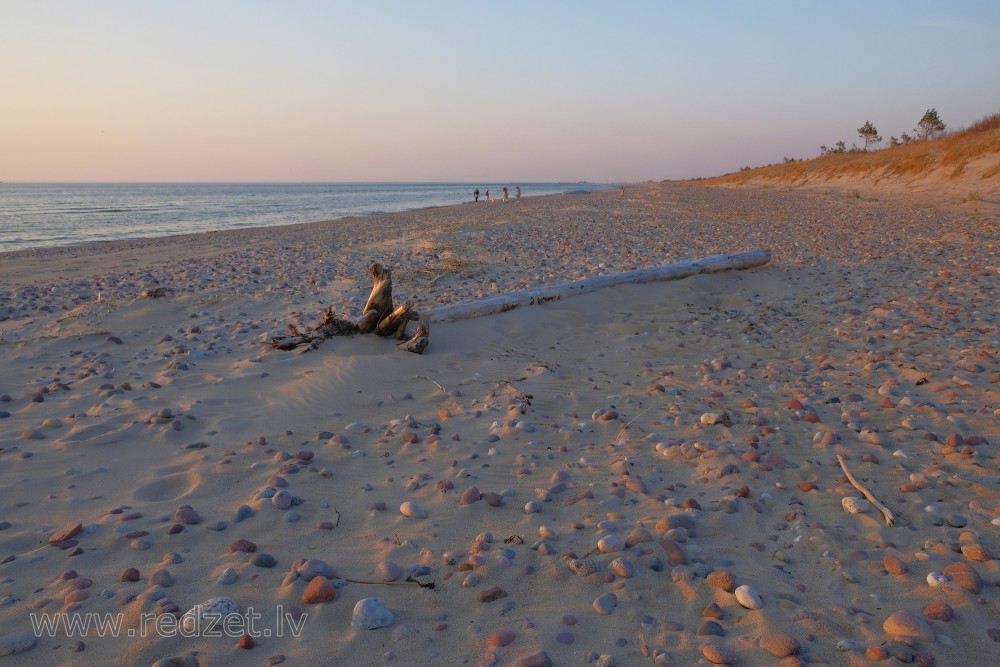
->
left=2, top=1, right=999, bottom=183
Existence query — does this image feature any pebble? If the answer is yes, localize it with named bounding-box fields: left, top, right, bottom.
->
left=883, top=555, right=908, bottom=575
left=568, top=559, right=600, bottom=576
left=459, top=486, right=481, bottom=505
left=352, top=597, right=393, bottom=629
left=49, top=521, right=82, bottom=543
left=696, top=620, right=725, bottom=636
left=942, top=561, right=982, bottom=593
left=518, top=652, right=553, bottom=667
left=301, top=577, right=336, bottom=603
left=961, top=543, right=993, bottom=562
left=181, top=596, right=239, bottom=633
left=597, top=534, right=626, bottom=554
left=0, top=631, right=36, bottom=657
left=759, top=633, right=800, bottom=657
left=148, top=569, right=174, bottom=587
left=701, top=643, right=737, bottom=664
left=706, top=570, right=736, bottom=592
left=593, top=592, right=617, bottom=615
left=216, top=568, right=238, bottom=585
left=926, top=572, right=949, bottom=587
left=841, top=497, right=871, bottom=514
left=250, top=553, right=277, bottom=568
left=399, top=501, right=427, bottom=519
left=479, top=587, right=508, bottom=603
left=173, top=505, right=201, bottom=525
left=734, top=584, right=763, bottom=609
left=376, top=561, right=402, bottom=582
left=297, top=559, right=336, bottom=580
left=228, top=538, right=257, bottom=553
left=487, top=629, right=516, bottom=647
left=883, top=609, right=934, bottom=640
left=271, top=490, right=292, bottom=509
left=923, top=601, right=954, bottom=621
left=609, top=557, right=633, bottom=578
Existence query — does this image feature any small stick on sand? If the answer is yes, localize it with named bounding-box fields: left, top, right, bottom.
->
left=344, top=576, right=436, bottom=590
left=837, top=454, right=895, bottom=526
left=413, top=375, right=445, bottom=392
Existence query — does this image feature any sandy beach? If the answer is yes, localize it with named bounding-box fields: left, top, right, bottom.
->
left=1, top=182, right=998, bottom=666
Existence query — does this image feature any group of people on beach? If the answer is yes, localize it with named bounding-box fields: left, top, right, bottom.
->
left=473, top=186, right=520, bottom=204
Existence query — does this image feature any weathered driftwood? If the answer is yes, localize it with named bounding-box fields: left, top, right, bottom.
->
left=269, top=264, right=429, bottom=354
left=271, top=251, right=770, bottom=354
left=396, top=318, right=429, bottom=354
left=837, top=454, right=896, bottom=527
left=422, top=250, right=771, bottom=324
left=357, top=263, right=394, bottom=334
left=377, top=303, right=416, bottom=338
left=269, top=307, right=360, bottom=351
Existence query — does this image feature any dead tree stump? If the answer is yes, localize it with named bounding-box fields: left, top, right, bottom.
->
left=269, top=263, right=429, bottom=354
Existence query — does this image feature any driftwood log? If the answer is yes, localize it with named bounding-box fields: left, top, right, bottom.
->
left=422, top=250, right=771, bottom=323
left=270, top=250, right=771, bottom=354
left=270, top=263, right=428, bottom=353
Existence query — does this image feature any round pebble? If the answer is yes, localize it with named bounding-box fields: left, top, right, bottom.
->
left=734, top=584, right=763, bottom=609
left=399, top=501, right=427, bottom=519
left=593, top=592, right=617, bottom=615
left=352, top=597, right=393, bottom=629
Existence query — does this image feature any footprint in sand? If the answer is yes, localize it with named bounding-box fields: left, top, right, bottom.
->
left=133, top=470, right=200, bottom=502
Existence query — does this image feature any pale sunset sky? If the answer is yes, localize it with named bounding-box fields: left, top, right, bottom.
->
left=3, top=1, right=999, bottom=183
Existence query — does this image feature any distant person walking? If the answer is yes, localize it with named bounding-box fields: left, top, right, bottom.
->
left=474, top=188, right=479, bottom=202
left=485, top=188, right=490, bottom=203
left=515, top=186, right=521, bottom=201
left=502, top=187, right=508, bottom=203
left=619, top=185, right=625, bottom=198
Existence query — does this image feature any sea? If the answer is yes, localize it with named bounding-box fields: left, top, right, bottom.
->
left=0, top=182, right=610, bottom=254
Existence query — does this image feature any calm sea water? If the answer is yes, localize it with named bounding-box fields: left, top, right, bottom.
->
left=0, top=182, right=608, bottom=253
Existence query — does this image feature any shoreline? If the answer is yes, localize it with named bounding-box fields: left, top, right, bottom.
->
left=0, top=183, right=620, bottom=257
left=0, top=182, right=997, bottom=666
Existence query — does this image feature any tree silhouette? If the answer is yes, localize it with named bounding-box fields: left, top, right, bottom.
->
left=916, top=108, right=946, bottom=140
left=857, top=121, right=882, bottom=151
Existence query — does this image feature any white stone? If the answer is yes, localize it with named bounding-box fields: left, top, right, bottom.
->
left=598, top=534, right=626, bottom=554
left=399, top=501, right=427, bottom=519
left=734, top=584, right=763, bottom=609
left=181, top=596, right=239, bottom=633
left=842, top=497, right=872, bottom=514
left=926, top=572, right=950, bottom=587
left=352, top=597, right=393, bottom=630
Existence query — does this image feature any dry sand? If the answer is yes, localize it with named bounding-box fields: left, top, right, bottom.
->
left=0, top=182, right=998, bottom=666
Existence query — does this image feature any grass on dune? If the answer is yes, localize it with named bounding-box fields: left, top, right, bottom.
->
left=708, top=112, right=1000, bottom=186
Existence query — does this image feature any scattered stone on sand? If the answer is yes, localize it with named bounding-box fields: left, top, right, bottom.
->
left=734, top=584, right=763, bottom=609
left=0, top=632, right=36, bottom=657
left=352, top=597, right=393, bottom=630
left=942, top=562, right=982, bottom=594
left=48, top=521, right=82, bottom=543
left=701, top=642, right=737, bottom=665
left=841, top=497, right=871, bottom=514
left=181, top=596, right=239, bottom=633
left=759, top=633, right=800, bottom=657
left=883, top=609, right=935, bottom=641
left=301, top=577, right=336, bottom=604
left=399, top=501, right=427, bottom=519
